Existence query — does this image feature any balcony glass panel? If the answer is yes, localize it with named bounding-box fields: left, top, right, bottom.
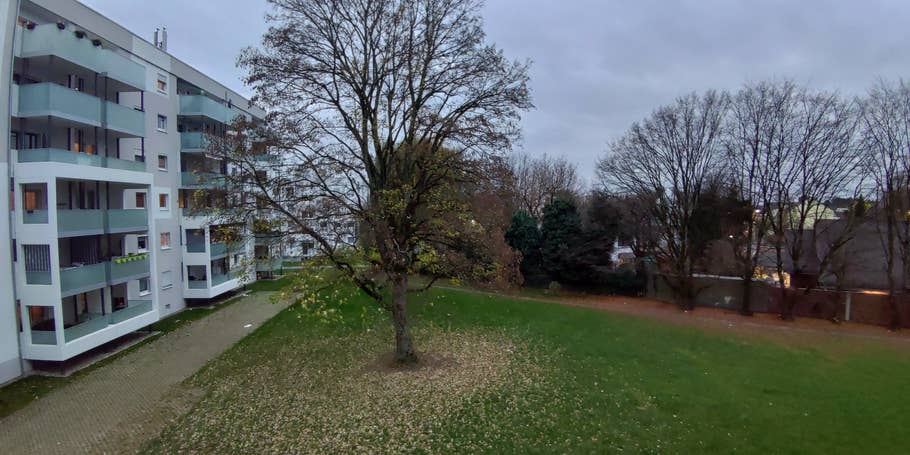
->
left=26, top=271, right=52, bottom=285
left=105, top=101, right=145, bottom=137
left=178, top=95, right=235, bottom=123
left=17, top=148, right=145, bottom=172
left=256, top=257, right=282, bottom=272
left=63, top=313, right=107, bottom=342
left=187, top=279, right=209, bottom=289
left=180, top=132, right=210, bottom=150
left=57, top=209, right=104, bottom=235
left=212, top=272, right=235, bottom=286
left=23, top=209, right=48, bottom=224
left=19, top=24, right=146, bottom=90
left=31, top=330, right=56, bottom=345
left=107, top=209, right=148, bottom=231
left=108, top=300, right=153, bottom=325
left=18, top=82, right=101, bottom=125
left=60, top=262, right=107, bottom=294
left=210, top=242, right=228, bottom=257
left=109, top=255, right=150, bottom=282
left=181, top=171, right=225, bottom=187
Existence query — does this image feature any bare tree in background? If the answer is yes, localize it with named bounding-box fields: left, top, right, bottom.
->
left=597, top=91, right=728, bottom=310
left=859, top=80, right=910, bottom=330
left=509, top=153, right=582, bottom=220
left=725, top=81, right=797, bottom=315
left=227, top=0, right=531, bottom=363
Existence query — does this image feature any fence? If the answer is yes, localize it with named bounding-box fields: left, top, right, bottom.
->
left=650, top=275, right=910, bottom=329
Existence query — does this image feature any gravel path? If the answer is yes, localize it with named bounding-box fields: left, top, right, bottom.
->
left=0, top=292, right=289, bottom=454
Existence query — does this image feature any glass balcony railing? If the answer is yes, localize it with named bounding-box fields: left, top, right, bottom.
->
left=105, top=101, right=145, bottom=137
left=178, top=95, right=236, bottom=123
left=31, top=330, right=56, bottom=345
left=187, top=279, right=209, bottom=289
left=181, top=171, right=226, bottom=187
left=23, top=209, right=48, bottom=224
left=108, top=300, right=153, bottom=325
left=57, top=209, right=104, bottom=235
left=185, top=241, right=206, bottom=253
left=109, top=255, right=150, bottom=282
left=63, top=313, right=108, bottom=343
left=17, top=83, right=145, bottom=137
left=180, top=132, right=210, bottom=150
left=210, top=242, right=228, bottom=257
left=256, top=257, right=282, bottom=272
left=60, top=262, right=107, bottom=295
left=26, top=271, right=52, bottom=285
left=107, top=209, right=148, bottom=232
left=212, top=271, right=236, bottom=286
left=17, top=148, right=146, bottom=172
left=19, top=24, right=146, bottom=90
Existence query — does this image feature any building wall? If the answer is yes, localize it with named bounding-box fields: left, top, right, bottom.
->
left=0, top=0, right=23, bottom=385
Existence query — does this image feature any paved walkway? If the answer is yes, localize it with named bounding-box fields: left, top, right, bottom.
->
left=0, top=292, right=289, bottom=454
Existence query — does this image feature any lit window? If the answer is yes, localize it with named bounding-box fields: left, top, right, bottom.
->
left=157, top=115, right=167, bottom=132
left=135, top=192, right=146, bottom=208
left=158, top=154, right=168, bottom=170
left=137, top=235, right=148, bottom=251
left=159, top=193, right=169, bottom=210
left=160, top=232, right=171, bottom=249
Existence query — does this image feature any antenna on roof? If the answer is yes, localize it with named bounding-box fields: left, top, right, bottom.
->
left=153, top=26, right=168, bottom=52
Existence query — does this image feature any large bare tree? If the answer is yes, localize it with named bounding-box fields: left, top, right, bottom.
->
left=230, top=0, right=531, bottom=363
left=858, top=79, right=910, bottom=329
left=597, top=91, right=729, bottom=310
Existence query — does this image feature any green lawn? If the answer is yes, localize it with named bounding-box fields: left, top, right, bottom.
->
left=143, top=286, right=910, bottom=453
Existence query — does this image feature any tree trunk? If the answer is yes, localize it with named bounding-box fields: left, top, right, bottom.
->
left=740, top=275, right=754, bottom=316
left=390, top=274, right=418, bottom=364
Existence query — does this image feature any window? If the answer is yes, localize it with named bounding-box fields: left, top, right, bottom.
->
left=23, top=244, right=51, bottom=285
left=159, top=193, right=169, bottom=210
left=157, top=154, right=168, bottom=170
left=156, top=74, right=167, bottom=93
left=136, top=192, right=146, bottom=208
left=139, top=278, right=150, bottom=295
left=157, top=115, right=167, bottom=132
left=137, top=235, right=148, bottom=252
left=160, top=232, right=171, bottom=249
left=160, top=270, right=173, bottom=290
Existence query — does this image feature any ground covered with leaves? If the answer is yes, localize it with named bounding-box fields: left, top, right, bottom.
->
left=144, top=287, right=910, bottom=453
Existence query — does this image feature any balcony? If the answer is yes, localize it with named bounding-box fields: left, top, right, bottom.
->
left=210, top=242, right=228, bottom=258
left=16, top=148, right=146, bottom=172
left=23, top=209, right=48, bottom=224
left=63, top=300, right=154, bottom=342
left=212, top=271, right=237, bottom=286
left=19, top=23, right=145, bottom=91
left=17, top=82, right=145, bottom=137
left=60, top=262, right=107, bottom=296
left=187, top=279, right=208, bottom=289
left=109, top=254, right=150, bottom=283
left=179, top=95, right=236, bottom=123
left=56, top=209, right=148, bottom=236
left=107, top=209, right=148, bottom=233
left=256, top=257, right=282, bottom=272
left=181, top=171, right=226, bottom=188
left=180, top=132, right=211, bottom=151
left=57, top=209, right=104, bottom=236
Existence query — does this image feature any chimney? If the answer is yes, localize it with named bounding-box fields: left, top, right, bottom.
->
left=161, top=26, right=168, bottom=52
left=153, top=28, right=159, bottom=47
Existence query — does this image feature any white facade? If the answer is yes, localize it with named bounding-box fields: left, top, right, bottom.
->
left=0, top=0, right=269, bottom=384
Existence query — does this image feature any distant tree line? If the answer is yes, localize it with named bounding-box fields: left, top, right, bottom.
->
left=595, top=79, right=909, bottom=328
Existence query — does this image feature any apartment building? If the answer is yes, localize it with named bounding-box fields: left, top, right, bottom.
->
left=0, top=0, right=276, bottom=384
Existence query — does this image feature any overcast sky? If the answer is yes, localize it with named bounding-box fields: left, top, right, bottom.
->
left=81, top=0, right=910, bottom=183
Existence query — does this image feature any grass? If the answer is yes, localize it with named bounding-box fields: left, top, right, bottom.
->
left=143, top=285, right=910, bottom=453
left=245, top=273, right=292, bottom=292
left=0, top=292, right=248, bottom=419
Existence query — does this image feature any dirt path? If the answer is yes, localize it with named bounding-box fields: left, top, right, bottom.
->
left=0, top=292, right=290, bottom=455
